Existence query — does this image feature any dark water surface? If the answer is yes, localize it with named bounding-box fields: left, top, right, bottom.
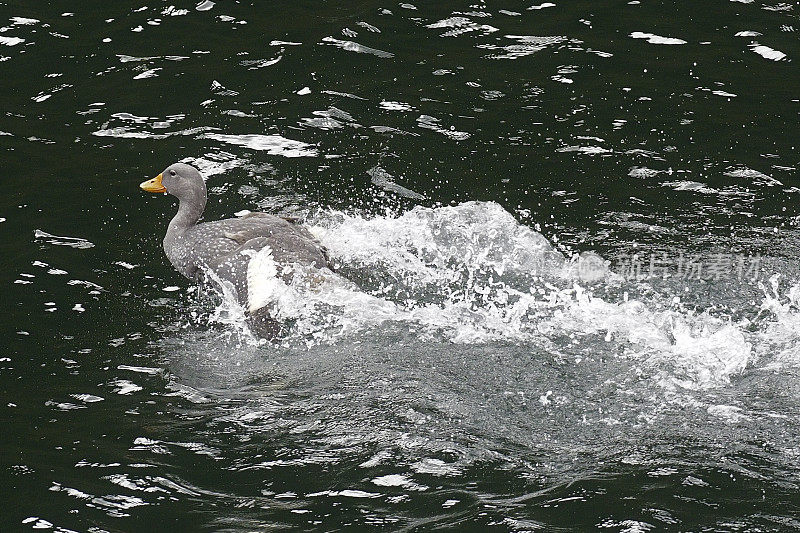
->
left=3, top=1, right=800, bottom=531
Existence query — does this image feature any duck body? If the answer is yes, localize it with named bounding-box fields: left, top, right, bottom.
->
left=141, top=163, right=332, bottom=337
left=164, top=212, right=330, bottom=281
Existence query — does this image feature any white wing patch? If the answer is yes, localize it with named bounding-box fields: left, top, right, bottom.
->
left=245, top=245, right=280, bottom=313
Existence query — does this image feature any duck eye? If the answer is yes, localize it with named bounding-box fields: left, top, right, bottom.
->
left=169, top=170, right=177, bottom=176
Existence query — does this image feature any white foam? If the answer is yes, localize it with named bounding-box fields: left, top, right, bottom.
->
left=750, top=44, right=787, bottom=61
left=193, top=202, right=800, bottom=390
left=752, top=276, right=800, bottom=369
left=320, top=37, right=394, bottom=58
left=630, top=32, right=687, bottom=45
left=0, top=36, right=25, bottom=47
left=202, top=133, right=318, bottom=157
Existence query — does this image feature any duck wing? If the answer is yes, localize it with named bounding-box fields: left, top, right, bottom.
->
left=213, top=213, right=330, bottom=268
left=190, top=213, right=329, bottom=279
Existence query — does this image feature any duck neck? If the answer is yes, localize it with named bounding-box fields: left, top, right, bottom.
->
left=167, top=193, right=206, bottom=237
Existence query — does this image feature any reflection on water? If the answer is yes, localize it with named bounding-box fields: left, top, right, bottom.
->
left=2, top=0, right=800, bottom=531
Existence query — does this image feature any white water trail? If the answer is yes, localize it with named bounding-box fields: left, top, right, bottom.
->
left=196, top=201, right=800, bottom=391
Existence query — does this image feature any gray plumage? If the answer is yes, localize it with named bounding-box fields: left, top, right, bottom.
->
left=142, top=162, right=331, bottom=336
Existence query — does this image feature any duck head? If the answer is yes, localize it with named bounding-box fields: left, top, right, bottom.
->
left=141, top=163, right=208, bottom=227
left=141, top=163, right=206, bottom=198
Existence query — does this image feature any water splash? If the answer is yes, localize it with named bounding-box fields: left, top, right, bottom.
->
left=185, top=202, right=800, bottom=391
left=754, top=274, right=800, bottom=369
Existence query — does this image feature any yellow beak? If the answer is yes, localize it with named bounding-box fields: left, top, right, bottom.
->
left=140, top=173, right=167, bottom=193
